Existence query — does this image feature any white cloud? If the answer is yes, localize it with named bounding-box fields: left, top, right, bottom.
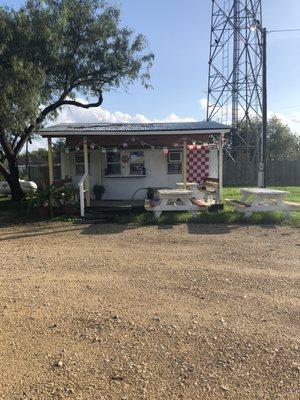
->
left=28, top=101, right=196, bottom=151
left=28, top=97, right=299, bottom=152
left=52, top=99, right=196, bottom=125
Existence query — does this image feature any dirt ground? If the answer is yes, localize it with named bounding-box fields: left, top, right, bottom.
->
left=0, top=221, right=299, bottom=400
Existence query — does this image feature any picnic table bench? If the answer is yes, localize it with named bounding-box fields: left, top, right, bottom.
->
left=226, top=188, right=300, bottom=218
left=176, top=179, right=219, bottom=203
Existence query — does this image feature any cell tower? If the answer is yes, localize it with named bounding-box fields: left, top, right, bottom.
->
left=206, top=0, right=263, bottom=161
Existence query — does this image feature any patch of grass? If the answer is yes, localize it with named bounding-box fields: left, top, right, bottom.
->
left=223, top=186, right=300, bottom=202
left=222, top=186, right=300, bottom=227
left=1, top=187, right=299, bottom=227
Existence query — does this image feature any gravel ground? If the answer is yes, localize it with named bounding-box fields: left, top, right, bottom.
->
left=0, top=221, right=299, bottom=400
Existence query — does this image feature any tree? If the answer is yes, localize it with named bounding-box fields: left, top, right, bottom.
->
left=0, top=0, right=154, bottom=200
left=267, top=116, right=300, bottom=161
left=233, top=116, right=300, bottom=161
left=18, top=148, right=49, bottom=165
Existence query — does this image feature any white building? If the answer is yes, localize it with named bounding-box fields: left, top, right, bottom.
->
left=40, top=121, right=230, bottom=205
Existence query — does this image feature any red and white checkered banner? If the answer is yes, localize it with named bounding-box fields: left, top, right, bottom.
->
left=186, top=144, right=210, bottom=184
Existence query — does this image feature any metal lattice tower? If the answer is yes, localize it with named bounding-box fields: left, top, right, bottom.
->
left=207, top=0, right=263, bottom=161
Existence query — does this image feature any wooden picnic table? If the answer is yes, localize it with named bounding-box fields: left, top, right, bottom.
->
left=228, top=188, right=293, bottom=218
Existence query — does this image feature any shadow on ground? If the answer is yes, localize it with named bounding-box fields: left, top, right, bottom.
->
left=80, top=222, right=240, bottom=236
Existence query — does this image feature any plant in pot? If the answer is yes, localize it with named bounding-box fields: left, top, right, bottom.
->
left=93, top=184, right=105, bottom=200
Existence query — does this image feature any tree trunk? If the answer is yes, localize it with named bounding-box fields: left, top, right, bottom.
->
left=6, top=157, right=25, bottom=201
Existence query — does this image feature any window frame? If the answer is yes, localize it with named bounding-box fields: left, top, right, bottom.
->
left=129, top=151, right=145, bottom=176
left=74, top=152, right=90, bottom=176
left=105, top=151, right=122, bottom=176
left=167, top=150, right=182, bottom=175
left=104, top=150, right=145, bottom=177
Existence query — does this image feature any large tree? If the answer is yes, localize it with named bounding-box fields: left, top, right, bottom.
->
left=0, top=0, right=154, bottom=200
left=267, top=116, right=300, bottom=161
left=232, top=116, right=300, bottom=161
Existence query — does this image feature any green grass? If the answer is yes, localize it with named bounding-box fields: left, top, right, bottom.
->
left=223, top=186, right=300, bottom=203
left=1, top=187, right=300, bottom=227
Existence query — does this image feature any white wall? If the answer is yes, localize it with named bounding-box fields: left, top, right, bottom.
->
left=102, top=149, right=184, bottom=200
left=60, top=147, right=219, bottom=200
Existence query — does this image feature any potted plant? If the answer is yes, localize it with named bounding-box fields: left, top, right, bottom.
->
left=93, top=184, right=105, bottom=200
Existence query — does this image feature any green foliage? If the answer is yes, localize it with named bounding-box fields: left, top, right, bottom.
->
left=27, top=184, right=76, bottom=211
left=27, top=185, right=55, bottom=209
left=1, top=187, right=299, bottom=227
left=267, top=116, right=300, bottom=161
left=0, top=0, right=154, bottom=135
left=0, top=0, right=154, bottom=199
left=235, top=116, right=300, bottom=161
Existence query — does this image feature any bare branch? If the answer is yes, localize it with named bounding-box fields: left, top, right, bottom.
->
left=13, top=91, right=103, bottom=157
left=60, top=92, right=103, bottom=109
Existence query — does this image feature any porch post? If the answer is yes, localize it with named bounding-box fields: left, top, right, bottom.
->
left=47, top=137, right=54, bottom=185
left=83, top=137, right=90, bottom=207
left=218, top=134, right=223, bottom=203
left=98, top=151, right=102, bottom=185
left=182, top=139, right=187, bottom=189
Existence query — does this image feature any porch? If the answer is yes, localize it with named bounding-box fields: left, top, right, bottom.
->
left=40, top=121, right=230, bottom=217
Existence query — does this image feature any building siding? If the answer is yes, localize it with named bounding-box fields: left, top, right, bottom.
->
left=61, top=148, right=218, bottom=200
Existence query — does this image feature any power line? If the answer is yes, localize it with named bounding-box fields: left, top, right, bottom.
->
left=269, top=28, right=300, bottom=33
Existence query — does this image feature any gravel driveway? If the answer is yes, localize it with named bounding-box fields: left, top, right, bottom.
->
left=0, top=222, right=299, bottom=399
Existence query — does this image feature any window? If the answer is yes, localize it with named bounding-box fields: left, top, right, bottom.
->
left=130, top=151, right=145, bottom=175
left=168, top=150, right=182, bottom=174
left=105, top=151, right=145, bottom=176
left=106, top=151, right=121, bottom=175
left=75, top=153, right=90, bottom=176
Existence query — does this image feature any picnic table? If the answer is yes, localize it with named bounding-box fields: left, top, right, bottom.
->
left=226, top=188, right=299, bottom=218
left=150, top=189, right=207, bottom=218
left=176, top=183, right=201, bottom=199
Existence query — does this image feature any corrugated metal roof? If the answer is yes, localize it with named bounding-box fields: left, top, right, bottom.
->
left=39, top=121, right=230, bottom=135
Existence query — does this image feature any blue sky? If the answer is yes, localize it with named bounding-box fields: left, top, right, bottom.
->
left=2, top=0, right=300, bottom=136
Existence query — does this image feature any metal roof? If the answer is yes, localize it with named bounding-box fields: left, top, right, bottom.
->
left=39, top=121, right=230, bottom=136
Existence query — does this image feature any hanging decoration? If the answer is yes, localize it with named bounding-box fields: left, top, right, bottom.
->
left=163, top=147, right=169, bottom=156
left=186, top=144, right=210, bottom=185
left=61, top=135, right=223, bottom=154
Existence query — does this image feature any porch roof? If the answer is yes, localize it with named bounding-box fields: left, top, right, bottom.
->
left=39, top=121, right=230, bottom=137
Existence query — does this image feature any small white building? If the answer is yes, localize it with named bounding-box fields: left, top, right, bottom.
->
left=40, top=121, right=230, bottom=207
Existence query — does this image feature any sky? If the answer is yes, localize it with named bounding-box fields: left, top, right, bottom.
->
left=2, top=0, right=300, bottom=150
